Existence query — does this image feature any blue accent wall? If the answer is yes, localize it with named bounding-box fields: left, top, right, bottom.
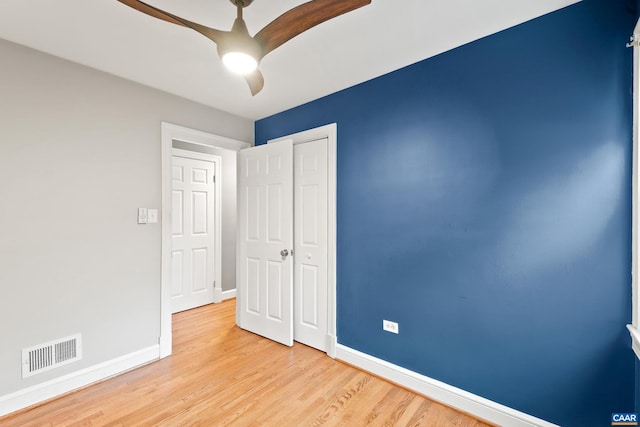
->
left=256, top=1, right=636, bottom=425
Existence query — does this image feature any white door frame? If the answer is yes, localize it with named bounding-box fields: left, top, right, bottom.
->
left=161, top=122, right=250, bottom=358
left=171, top=148, right=221, bottom=312
left=268, top=123, right=338, bottom=358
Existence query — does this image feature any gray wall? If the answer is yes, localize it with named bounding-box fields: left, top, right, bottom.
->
left=172, top=141, right=238, bottom=292
left=0, top=38, right=252, bottom=396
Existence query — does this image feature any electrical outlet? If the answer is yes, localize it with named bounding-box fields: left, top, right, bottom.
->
left=383, top=320, right=399, bottom=334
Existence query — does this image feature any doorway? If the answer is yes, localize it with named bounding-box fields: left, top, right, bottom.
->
left=160, top=122, right=250, bottom=358
left=236, top=124, right=337, bottom=357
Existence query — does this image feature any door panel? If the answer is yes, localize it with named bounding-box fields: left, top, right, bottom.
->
left=301, top=264, right=319, bottom=326
left=171, top=155, right=216, bottom=313
left=267, top=260, right=283, bottom=320
left=237, top=140, right=294, bottom=346
left=267, top=184, right=283, bottom=242
left=192, top=248, right=208, bottom=292
left=246, top=257, right=260, bottom=313
left=301, top=185, right=319, bottom=244
left=172, top=190, right=183, bottom=236
left=192, top=192, right=208, bottom=234
left=294, top=138, right=328, bottom=350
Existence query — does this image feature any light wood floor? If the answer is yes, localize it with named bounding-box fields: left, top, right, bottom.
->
left=2, top=300, right=492, bottom=426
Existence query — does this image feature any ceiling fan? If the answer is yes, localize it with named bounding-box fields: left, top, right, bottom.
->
left=116, top=0, right=372, bottom=95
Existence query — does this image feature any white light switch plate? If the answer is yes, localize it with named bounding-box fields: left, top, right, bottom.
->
left=148, top=209, right=158, bottom=223
left=138, top=208, right=148, bottom=224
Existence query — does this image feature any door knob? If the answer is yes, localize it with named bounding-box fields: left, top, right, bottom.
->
left=280, top=249, right=289, bottom=257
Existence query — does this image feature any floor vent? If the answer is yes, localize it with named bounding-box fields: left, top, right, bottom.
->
left=22, top=334, right=82, bottom=378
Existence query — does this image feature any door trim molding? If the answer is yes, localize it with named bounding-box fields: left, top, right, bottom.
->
left=268, top=123, right=338, bottom=358
left=161, top=122, right=250, bottom=358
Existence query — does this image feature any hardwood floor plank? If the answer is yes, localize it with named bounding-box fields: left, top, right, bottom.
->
left=1, top=300, right=493, bottom=427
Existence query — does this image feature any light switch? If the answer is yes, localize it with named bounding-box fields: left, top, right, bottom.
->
left=148, top=209, right=158, bottom=223
left=138, top=208, right=148, bottom=224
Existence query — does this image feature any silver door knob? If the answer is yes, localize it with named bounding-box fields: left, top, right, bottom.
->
left=280, top=249, right=289, bottom=257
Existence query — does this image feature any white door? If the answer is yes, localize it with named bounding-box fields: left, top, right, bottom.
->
left=171, top=154, right=216, bottom=313
left=294, top=138, right=328, bottom=350
left=237, top=140, right=294, bottom=346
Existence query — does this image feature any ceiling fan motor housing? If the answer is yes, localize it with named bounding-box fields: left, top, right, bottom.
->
left=217, top=17, right=263, bottom=62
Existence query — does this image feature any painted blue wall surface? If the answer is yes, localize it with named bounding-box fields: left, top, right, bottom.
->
left=256, top=0, right=636, bottom=425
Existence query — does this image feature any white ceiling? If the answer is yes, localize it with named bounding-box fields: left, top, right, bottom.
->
left=0, top=0, right=579, bottom=120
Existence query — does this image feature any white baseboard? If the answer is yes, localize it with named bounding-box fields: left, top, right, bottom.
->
left=326, top=334, right=337, bottom=359
left=221, top=289, right=236, bottom=301
left=214, top=287, right=223, bottom=303
left=335, top=344, right=558, bottom=427
left=0, top=345, right=159, bottom=417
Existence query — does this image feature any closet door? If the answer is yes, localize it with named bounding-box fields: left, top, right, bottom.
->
left=237, top=140, right=294, bottom=346
left=293, top=138, right=328, bottom=351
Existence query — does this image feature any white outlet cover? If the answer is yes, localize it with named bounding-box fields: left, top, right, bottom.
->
left=383, top=320, right=399, bottom=334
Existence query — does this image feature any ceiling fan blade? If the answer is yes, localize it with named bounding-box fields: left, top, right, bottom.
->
left=254, top=0, right=371, bottom=56
left=116, top=0, right=187, bottom=27
left=116, top=0, right=227, bottom=44
left=244, top=69, right=265, bottom=96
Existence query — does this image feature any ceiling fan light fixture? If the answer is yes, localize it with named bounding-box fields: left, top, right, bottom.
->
left=222, top=51, right=258, bottom=75
left=116, top=0, right=372, bottom=95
